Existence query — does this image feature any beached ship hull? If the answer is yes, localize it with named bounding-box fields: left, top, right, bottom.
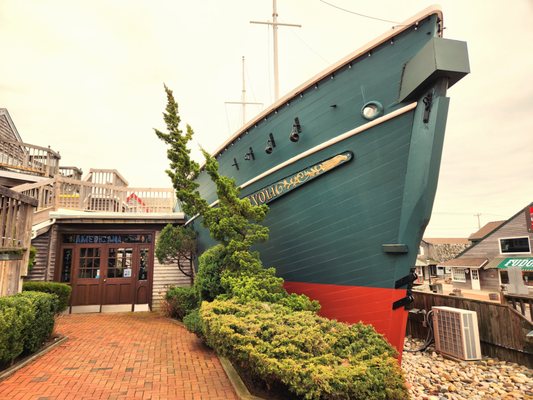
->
left=193, top=7, right=469, bottom=355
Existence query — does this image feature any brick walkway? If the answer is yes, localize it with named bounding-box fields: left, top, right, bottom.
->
left=0, top=313, right=238, bottom=400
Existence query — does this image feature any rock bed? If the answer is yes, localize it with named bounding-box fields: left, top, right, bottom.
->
left=402, top=338, right=532, bottom=400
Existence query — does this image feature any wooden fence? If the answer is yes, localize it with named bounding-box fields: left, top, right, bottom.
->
left=0, top=186, right=37, bottom=296
left=504, top=293, right=533, bottom=322
left=407, top=290, right=533, bottom=368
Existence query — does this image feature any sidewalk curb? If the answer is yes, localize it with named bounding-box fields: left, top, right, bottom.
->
left=0, top=335, right=68, bottom=381
left=219, top=357, right=265, bottom=400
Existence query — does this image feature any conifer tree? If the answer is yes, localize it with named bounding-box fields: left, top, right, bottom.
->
left=154, top=85, right=207, bottom=217
left=201, top=150, right=269, bottom=271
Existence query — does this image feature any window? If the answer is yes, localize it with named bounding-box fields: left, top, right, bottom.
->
left=61, top=248, right=73, bottom=282
left=78, top=248, right=101, bottom=279
left=499, top=237, right=531, bottom=254
left=107, top=248, right=133, bottom=278
left=138, top=249, right=149, bottom=281
left=418, top=246, right=424, bottom=256
left=451, top=267, right=466, bottom=282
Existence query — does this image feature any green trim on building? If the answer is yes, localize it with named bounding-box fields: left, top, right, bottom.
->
left=497, top=257, right=533, bottom=271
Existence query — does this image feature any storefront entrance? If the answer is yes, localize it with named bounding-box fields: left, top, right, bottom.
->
left=57, top=233, right=153, bottom=311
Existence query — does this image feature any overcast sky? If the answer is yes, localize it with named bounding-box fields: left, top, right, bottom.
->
left=1, top=0, right=532, bottom=238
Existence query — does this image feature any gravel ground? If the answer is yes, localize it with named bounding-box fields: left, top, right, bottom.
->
left=402, top=338, right=532, bottom=400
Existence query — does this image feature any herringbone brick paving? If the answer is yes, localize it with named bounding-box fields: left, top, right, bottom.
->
left=0, top=313, right=237, bottom=400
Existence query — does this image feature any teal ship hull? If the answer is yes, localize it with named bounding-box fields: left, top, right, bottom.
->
left=193, top=6, right=469, bottom=355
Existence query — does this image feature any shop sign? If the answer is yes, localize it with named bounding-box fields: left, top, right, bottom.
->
left=497, top=257, right=533, bottom=271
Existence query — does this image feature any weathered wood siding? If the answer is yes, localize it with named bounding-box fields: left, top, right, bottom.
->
left=151, top=231, right=193, bottom=311
left=47, top=225, right=58, bottom=281
left=28, top=230, right=50, bottom=281
left=462, top=211, right=533, bottom=259
left=407, top=291, right=533, bottom=368
left=479, top=268, right=501, bottom=291
left=27, top=225, right=58, bottom=282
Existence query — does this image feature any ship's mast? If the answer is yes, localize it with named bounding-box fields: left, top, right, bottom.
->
left=225, top=56, right=263, bottom=126
left=251, top=0, right=301, bottom=100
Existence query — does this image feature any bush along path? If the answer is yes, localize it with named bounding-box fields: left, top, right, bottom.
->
left=0, top=282, right=71, bottom=372
left=156, top=86, right=409, bottom=400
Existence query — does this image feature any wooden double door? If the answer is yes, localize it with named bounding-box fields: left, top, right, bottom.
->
left=62, top=244, right=152, bottom=308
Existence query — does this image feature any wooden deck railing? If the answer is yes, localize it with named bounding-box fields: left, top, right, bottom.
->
left=0, top=137, right=60, bottom=177
left=13, top=176, right=176, bottom=216
left=0, top=186, right=37, bottom=296
left=84, top=168, right=128, bottom=187
left=59, top=166, right=83, bottom=180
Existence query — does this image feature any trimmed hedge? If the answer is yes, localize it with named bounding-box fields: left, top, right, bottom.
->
left=23, top=281, right=71, bottom=313
left=201, top=299, right=408, bottom=400
left=0, top=291, right=58, bottom=365
left=164, top=286, right=199, bottom=320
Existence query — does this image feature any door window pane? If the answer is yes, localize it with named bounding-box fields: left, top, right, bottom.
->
left=139, top=249, right=149, bottom=280
left=61, top=249, right=73, bottom=282
left=78, top=248, right=101, bottom=279
left=107, top=248, right=133, bottom=278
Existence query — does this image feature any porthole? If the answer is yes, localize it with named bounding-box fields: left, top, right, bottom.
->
left=361, top=101, right=383, bottom=120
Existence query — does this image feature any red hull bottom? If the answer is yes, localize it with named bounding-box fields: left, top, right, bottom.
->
left=284, top=281, right=408, bottom=360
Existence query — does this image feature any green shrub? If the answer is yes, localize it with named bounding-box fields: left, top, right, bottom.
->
left=193, top=245, right=226, bottom=302
left=221, top=267, right=320, bottom=312
left=27, top=246, right=37, bottom=272
left=18, top=292, right=58, bottom=353
left=0, top=291, right=57, bottom=365
left=183, top=309, right=204, bottom=337
left=23, top=281, right=72, bottom=313
left=201, top=299, right=407, bottom=400
left=165, top=286, right=199, bottom=320
left=0, top=295, right=32, bottom=364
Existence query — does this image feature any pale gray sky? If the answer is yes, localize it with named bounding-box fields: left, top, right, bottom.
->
left=1, top=0, right=532, bottom=237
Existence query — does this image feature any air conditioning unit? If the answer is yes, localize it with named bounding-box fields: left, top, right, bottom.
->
left=432, top=306, right=481, bottom=361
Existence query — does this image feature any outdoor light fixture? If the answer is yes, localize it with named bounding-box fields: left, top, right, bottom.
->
left=265, top=133, right=276, bottom=154
left=289, top=117, right=301, bottom=142
left=361, top=101, right=383, bottom=120
left=244, top=147, right=255, bottom=161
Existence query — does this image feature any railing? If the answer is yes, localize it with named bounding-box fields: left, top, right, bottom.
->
left=0, top=186, right=37, bottom=252
left=504, top=293, right=533, bottom=322
left=0, top=186, right=37, bottom=296
left=59, top=166, right=83, bottom=180
left=84, top=168, right=128, bottom=187
left=0, top=137, right=60, bottom=177
left=14, top=176, right=176, bottom=215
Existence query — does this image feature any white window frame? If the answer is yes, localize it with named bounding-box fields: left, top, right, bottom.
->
left=498, top=236, right=531, bottom=255
left=418, top=246, right=424, bottom=256
left=451, top=267, right=467, bottom=282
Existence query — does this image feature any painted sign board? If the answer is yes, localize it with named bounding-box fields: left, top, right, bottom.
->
left=245, top=152, right=353, bottom=206
left=497, top=257, right=533, bottom=271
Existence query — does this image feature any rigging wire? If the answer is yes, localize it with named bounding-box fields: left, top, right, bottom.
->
left=289, top=30, right=331, bottom=65
left=224, top=103, right=232, bottom=135
left=319, top=0, right=400, bottom=24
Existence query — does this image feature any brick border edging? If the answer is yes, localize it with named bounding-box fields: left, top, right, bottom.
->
left=0, top=335, right=68, bottom=381
left=167, top=318, right=264, bottom=400
left=218, top=357, right=265, bottom=400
